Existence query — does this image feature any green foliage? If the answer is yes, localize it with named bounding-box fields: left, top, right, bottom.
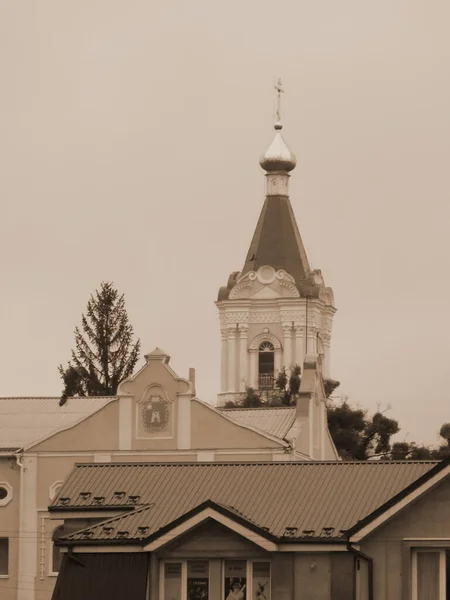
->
left=439, top=423, right=450, bottom=445
left=58, top=282, right=140, bottom=405
left=327, top=401, right=399, bottom=460
left=324, top=378, right=340, bottom=399
left=274, top=364, right=302, bottom=405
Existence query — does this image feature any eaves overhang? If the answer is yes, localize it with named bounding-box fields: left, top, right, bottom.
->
left=347, top=457, right=450, bottom=543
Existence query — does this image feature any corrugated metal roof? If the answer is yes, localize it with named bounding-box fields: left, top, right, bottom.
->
left=0, top=396, right=116, bottom=449
left=220, top=407, right=296, bottom=439
left=53, top=460, right=438, bottom=541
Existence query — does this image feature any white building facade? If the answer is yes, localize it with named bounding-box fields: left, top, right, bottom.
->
left=216, top=118, right=336, bottom=405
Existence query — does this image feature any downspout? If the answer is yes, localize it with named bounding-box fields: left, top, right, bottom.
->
left=347, top=542, right=374, bottom=600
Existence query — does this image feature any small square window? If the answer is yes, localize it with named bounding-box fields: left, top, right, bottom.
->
left=0, top=539, right=9, bottom=576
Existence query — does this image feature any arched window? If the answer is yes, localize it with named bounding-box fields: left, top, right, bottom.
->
left=258, top=342, right=275, bottom=390
left=51, top=526, right=64, bottom=575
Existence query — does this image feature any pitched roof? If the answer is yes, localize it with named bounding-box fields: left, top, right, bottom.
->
left=51, top=460, right=437, bottom=542
left=0, top=396, right=116, bottom=450
left=220, top=407, right=296, bottom=439
left=240, top=196, right=311, bottom=287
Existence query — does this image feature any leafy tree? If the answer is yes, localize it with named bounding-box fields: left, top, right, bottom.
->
left=324, top=378, right=340, bottom=399
left=274, top=364, right=302, bottom=405
left=58, top=282, right=140, bottom=405
left=225, top=386, right=262, bottom=408
left=327, top=401, right=399, bottom=460
left=389, top=424, right=450, bottom=461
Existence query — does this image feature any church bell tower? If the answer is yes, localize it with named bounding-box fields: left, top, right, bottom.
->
left=216, top=81, right=336, bottom=405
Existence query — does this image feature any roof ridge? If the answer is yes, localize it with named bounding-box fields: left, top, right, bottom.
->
left=0, top=396, right=118, bottom=400
left=220, top=406, right=295, bottom=411
left=72, top=460, right=441, bottom=469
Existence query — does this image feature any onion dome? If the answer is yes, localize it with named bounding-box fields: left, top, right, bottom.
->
left=259, top=121, right=297, bottom=173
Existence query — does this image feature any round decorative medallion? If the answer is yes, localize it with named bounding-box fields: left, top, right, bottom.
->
left=257, top=265, right=276, bottom=285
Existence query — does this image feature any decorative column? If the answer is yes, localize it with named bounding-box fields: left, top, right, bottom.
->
left=239, top=325, right=249, bottom=391
left=294, top=324, right=303, bottom=368
left=274, top=348, right=282, bottom=375
left=249, top=349, right=258, bottom=389
left=220, top=329, right=228, bottom=393
left=322, top=333, right=331, bottom=378
left=227, top=328, right=237, bottom=392
left=306, top=327, right=317, bottom=357
left=282, top=325, right=293, bottom=368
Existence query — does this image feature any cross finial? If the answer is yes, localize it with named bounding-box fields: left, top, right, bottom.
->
left=274, top=77, right=284, bottom=124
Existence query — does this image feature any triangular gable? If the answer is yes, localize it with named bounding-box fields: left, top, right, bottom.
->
left=60, top=500, right=278, bottom=552
left=143, top=501, right=278, bottom=552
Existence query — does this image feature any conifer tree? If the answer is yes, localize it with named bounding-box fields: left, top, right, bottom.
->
left=58, top=282, right=140, bottom=405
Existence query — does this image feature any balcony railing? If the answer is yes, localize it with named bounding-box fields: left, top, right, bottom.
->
left=258, top=373, right=275, bottom=390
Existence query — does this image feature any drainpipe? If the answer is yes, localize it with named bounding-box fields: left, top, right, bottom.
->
left=15, top=452, right=24, bottom=470
left=347, top=542, right=373, bottom=600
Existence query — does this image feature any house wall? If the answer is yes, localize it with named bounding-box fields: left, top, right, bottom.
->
left=153, top=521, right=353, bottom=600
left=31, top=402, right=119, bottom=453
left=191, top=402, right=281, bottom=450
left=360, top=475, right=450, bottom=600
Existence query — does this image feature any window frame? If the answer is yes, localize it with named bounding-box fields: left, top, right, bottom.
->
left=411, top=548, right=447, bottom=600
left=159, top=559, right=271, bottom=600
left=0, top=482, right=13, bottom=507
left=0, top=538, right=9, bottom=578
left=49, top=525, right=64, bottom=577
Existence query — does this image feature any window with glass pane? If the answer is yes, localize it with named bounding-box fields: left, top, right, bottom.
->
left=0, top=538, right=8, bottom=576
left=164, top=563, right=182, bottom=600
left=252, top=563, right=270, bottom=600
left=187, top=560, right=209, bottom=600
left=52, top=543, right=63, bottom=574
left=224, top=561, right=247, bottom=600
left=417, top=551, right=440, bottom=600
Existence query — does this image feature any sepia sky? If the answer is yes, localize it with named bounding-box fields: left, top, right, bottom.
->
left=1, top=1, right=450, bottom=446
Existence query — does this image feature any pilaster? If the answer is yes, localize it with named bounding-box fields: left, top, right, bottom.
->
left=249, top=349, right=258, bottom=389
left=220, top=329, right=228, bottom=393
left=238, top=325, right=249, bottom=392
left=294, top=323, right=304, bottom=368
left=18, top=455, right=38, bottom=600
left=227, top=327, right=238, bottom=392
left=177, top=392, right=192, bottom=450
left=282, top=325, right=294, bottom=368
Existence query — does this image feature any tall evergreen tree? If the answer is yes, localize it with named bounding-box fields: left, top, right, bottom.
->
left=58, top=282, right=140, bottom=405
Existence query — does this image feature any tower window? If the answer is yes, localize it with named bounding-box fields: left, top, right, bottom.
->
left=258, top=342, right=275, bottom=390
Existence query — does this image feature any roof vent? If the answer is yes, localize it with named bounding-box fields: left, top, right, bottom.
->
left=339, top=529, right=348, bottom=537
left=137, top=526, right=149, bottom=536
left=302, top=529, right=315, bottom=538
left=283, top=527, right=298, bottom=538
left=83, top=531, right=94, bottom=539
left=93, top=496, right=105, bottom=505
left=79, top=492, right=91, bottom=501
left=127, top=495, right=140, bottom=504
left=113, top=491, right=126, bottom=500
left=321, top=527, right=335, bottom=537
left=58, top=497, right=71, bottom=506
left=116, top=531, right=129, bottom=539
left=102, top=526, right=114, bottom=535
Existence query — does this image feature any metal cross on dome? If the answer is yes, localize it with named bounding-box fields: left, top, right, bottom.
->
left=274, top=77, right=284, bottom=123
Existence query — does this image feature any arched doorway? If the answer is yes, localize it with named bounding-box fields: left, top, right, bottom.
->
left=258, top=342, right=275, bottom=390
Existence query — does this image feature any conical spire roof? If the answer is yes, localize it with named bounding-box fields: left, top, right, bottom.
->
left=240, top=194, right=311, bottom=286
